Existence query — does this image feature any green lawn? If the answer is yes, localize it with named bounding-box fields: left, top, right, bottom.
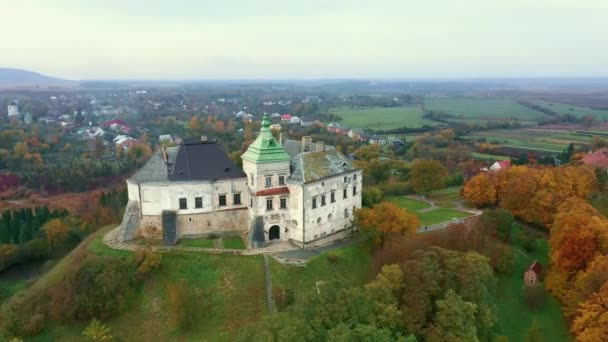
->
left=270, top=243, right=372, bottom=312
left=465, top=128, right=592, bottom=153
left=417, top=208, right=471, bottom=226
left=331, top=106, right=438, bottom=130
left=223, top=237, right=246, bottom=250
left=384, top=196, right=431, bottom=211
left=179, top=238, right=215, bottom=248
left=424, top=97, right=548, bottom=122
left=385, top=194, right=471, bottom=226
left=494, top=233, right=570, bottom=341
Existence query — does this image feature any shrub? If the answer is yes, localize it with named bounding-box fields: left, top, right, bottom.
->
left=20, top=313, right=45, bottom=337
left=380, top=182, right=412, bottom=196
left=82, top=318, right=113, bottom=341
left=326, top=253, right=340, bottom=264
left=50, top=256, right=135, bottom=322
left=134, top=247, right=162, bottom=280
left=273, top=287, right=295, bottom=310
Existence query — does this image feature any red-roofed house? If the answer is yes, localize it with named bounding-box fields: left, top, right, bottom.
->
left=582, top=148, right=608, bottom=169
left=489, top=159, right=511, bottom=172
left=101, top=119, right=131, bottom=133
left=281, top=114, right=292, bottom=122
left=524, top=260, right=543, bottom=287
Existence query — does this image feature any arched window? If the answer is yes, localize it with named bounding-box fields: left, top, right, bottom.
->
left=317, top=217, right=321, bottom=224
left=328, top=213, right=333, bottom=221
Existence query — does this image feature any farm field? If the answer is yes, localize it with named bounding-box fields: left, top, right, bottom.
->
left=331, top=106, right=438, bottom=130
left=531, top=99, right=608, bottom=120
left=471, top=152, right=511, bottom=161
left=424, top=97, right=550, bottom=123
left=465, top=128, right=593, bottom=153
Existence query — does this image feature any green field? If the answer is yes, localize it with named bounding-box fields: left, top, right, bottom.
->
left=386, top=194, right=472, bottom=226
left=223, top=237, right=246, bottom=250
left=331, top=106, right=438, bottom=130
left=532, top=99, right=608, bottom=120
left=466, top=128, right=593, bottom=153
left=471, top=152, right=511, bottom=161
left=179, top=238, right=214, bottom=248
left=425, top=97, right=549, bottom=123
left=385, top=196, right=431, bottom=211
left=495, top=226, right=570, bottom=341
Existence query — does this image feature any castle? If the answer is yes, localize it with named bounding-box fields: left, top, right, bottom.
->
left=117, top=114, right=362, bottom=248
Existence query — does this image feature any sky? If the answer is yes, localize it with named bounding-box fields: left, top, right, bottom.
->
left=2, top=0, right=607, bottom=80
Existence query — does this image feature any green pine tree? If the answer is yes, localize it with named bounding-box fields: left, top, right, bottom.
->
left=0, top=221, right=10, bottom=244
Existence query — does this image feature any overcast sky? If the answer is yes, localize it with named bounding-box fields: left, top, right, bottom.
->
left=2, top=0, right=607, bottom=80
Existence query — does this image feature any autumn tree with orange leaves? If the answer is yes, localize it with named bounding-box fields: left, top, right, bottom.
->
left=354, top=201, right=419, bottom=245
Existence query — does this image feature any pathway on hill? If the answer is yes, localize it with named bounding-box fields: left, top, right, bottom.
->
left=263, top=254, right=277, bottom=313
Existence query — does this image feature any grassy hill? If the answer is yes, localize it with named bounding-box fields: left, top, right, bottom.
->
left=2, top=227, right=372, bottom=341
left=331, top=106, right=438, bottom=130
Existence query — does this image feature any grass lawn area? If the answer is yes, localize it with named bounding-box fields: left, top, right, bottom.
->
left=417, top=208, right=471, bottom=226
left=179, top=238, right=215, bottom=248
left=494, top=232, right=570, bottom=341
left=331, top=106, right=438, bottom=130
left=429, top=186, right=462, bottom=202
left=435, top=202, right=456, bottom=208
left=223, top=237, right=246, bottom=250
left=270, top=243, right=372, bottom=313
left=424, top=97, right=549, bottom=122
left=384, top=196, right=431, bottom=211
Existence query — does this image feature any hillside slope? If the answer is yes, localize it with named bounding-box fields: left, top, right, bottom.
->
left=0, top=68, right=73, bottom=88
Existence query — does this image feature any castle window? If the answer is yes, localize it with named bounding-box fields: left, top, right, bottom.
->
left=266, top=198, right=273, bottom=211
left=353, top=186, right=357, bottom=196
left=344, top=208, right=349, bottom=218
left=343, top=176, right=348, bottom=183
left=331, top=191, right=336, bottom=203
left=219, top=195, right=227, bottom=207
left=312, top=197, right=317, bottom=209
left=317, top=217, right=321, bottom=224
left=279, top=175, right=285, bottom=185
left=354, top=174, right=357, bottom=181
left=328, top=213, right=333, bottom=221
left=233, top=193, right=241, bottom=205
left=321, top=195, right=326, bottom=206
left=250, top=198, right=253, bottom=207
left=265, top=177, right=272, bottom=188
left=195, top=197, right=203, bottom=208
left=280, top=197, right=287, bottom=209
left=179, top=198, right=187, bottom=210
left=250, top=174, right=254, bottom=186
left=343, top=188, right=347, bottom=199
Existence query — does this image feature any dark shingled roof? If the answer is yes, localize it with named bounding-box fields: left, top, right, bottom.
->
left=169, top=140, right=245, bottom=181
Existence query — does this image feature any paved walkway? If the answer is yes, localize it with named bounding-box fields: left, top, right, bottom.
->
left=263, top=254, right=277, bottom=313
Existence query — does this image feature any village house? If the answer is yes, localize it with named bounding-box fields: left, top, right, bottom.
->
left=524, top=260, right=543, bottom=287
left=117, top=114, right=362, bottom=249
left=489, top=160, right=511, bottom=172
left=369, top=135, right=387, bottom=146
left=582, top=148, right=608, bottom=169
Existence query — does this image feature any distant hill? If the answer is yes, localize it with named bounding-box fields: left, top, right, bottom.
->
left=0, top=68, right=75, bottom=88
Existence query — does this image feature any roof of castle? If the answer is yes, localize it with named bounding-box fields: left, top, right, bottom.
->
left=290, top=149, right=355, bottom=183
left=241, top=113, right=290, bottom=164
left=169, top=139, right=245, bottom=181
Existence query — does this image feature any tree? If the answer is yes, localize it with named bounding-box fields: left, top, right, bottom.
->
left=43, top=218, right=70, bottom=250
left=572, top=282, right=608, bottom=342
left=463, top=173, right=498, bottom=207
left=479, top=209, right=514, bottom=242
left=425, top=290, right=478, bottom=342
left=0, top=220, right=10, bottom=244
left=409, top=159, right=448, bottom=196
left=82, top=318, right=113, bottom=341
left=362, top=187, right=383, bottom=207
left=526, top=319, right=544, bottom=342
left=189, top=116, right=201, bottom=133
left=354, top=202, right=419, bottom=245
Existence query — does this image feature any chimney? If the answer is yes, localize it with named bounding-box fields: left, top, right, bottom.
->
left=279, top=132, right=286, bottom=145
left=316, top=141, right=325, bottom=151
left=302, top=136, right=312, bottom=152
left=161, top=146, right=168, bottom=163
